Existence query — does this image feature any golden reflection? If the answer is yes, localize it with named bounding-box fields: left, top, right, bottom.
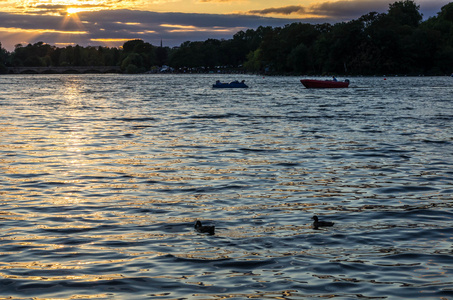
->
left=193, top=289, right=300, bottom=299
left=0, top=272, right=125, bottom=281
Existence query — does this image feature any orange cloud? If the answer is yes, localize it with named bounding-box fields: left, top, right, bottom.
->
left=198, top=0, right=242, bottom=2
left=91, top=38, right=134, bottom=42
left=0, top=26, right=87, bottom=34
left=13, top=0, right=134, bottom=15
left=160, top=23, right=240, bottom=33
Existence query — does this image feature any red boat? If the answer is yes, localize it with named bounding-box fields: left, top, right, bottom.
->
left=301, top=79, right=349, bottom=88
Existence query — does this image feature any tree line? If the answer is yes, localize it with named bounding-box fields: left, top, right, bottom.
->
left=1, top=0, right=453, bottom=75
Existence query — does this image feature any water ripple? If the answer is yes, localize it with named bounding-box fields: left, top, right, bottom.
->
left=0, top=74, right=452, bottom=299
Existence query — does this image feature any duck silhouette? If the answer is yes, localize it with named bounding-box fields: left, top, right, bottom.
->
left=312, top=215, right=334, bottom=229
left=194, top=220, right=215, bottom=235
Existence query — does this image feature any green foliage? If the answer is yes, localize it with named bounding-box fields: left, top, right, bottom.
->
left=121, top=53, right=145, bottom=73
left=243, top=49, right=262, bottom=72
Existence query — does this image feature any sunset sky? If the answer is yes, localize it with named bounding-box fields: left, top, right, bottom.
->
left=0, top=0, right=450, bottom=51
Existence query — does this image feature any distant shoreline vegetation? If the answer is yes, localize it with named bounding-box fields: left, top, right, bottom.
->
left=1, top=0, right=453, bottom=76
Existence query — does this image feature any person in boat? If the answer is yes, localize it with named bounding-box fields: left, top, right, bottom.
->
left=241, top=80, right=245, bottom=84
left=332, top=76, right=337, bottom=82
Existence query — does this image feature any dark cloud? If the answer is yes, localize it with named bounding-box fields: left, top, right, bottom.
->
left=0, top=12, right=65, bottom=30
left=308, top=0, right=388, bottom=19
left=32, top=4, right=69, bottom=13
left=245, top=0, right=388, bottom=20
left=248, top=6, right=305, bottom=16
left=247, top=0, right=449, bottom=20
left=312, top=0, right=451, bottom=19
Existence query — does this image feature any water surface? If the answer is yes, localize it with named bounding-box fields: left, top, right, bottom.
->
left=1, top=74, right=452, bottom=299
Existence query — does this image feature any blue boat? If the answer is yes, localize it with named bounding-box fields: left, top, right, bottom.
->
left=213, top=80, right=248, bottom=88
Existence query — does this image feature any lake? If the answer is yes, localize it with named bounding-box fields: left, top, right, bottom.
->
left=0, top=74, right=452, bottom=299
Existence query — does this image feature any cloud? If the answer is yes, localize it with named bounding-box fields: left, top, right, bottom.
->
left=13, top=0, right=137, bottom=15
left=247, top=0, right=450, bottom=20
left=248, top=6, right=306, bottom=16
left=160, top=23, right=236, bottom=33
left=150, top=0, right=179, bottom=3
left=0, top=26, right=87, bottom=35
left=310, top=0, right=388, bottom=19
left=0, top=10, right=301, bottom=51
left=246, top=0, right=387, bottom=19
left=198, top=0, right=241, bottom=2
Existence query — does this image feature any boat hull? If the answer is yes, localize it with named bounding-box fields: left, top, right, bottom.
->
left=301, top=79, right=349, bottom=89
left=213, top=82, right=248, bottom=88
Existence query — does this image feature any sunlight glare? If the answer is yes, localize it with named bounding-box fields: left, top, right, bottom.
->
left=67, top=7, right=82, bottom=15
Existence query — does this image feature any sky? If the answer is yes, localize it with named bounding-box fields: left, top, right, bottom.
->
left=0, top=0, right=451, bottom=51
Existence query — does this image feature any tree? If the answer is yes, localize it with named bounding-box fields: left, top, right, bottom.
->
left=0, top=42, right=9, bottom=73
left=388, top=0, right=422, bottom=27
left=243, top=49, right=262, bottom=72
left=287, top=43, right=311, bottom=73
left=422, top=2, right=453, bottom=73
left=121, top=39, right=156, bottom=71
left=123, top=39, right=145, bottom=53
left=121, top=53, right=144, bottom=73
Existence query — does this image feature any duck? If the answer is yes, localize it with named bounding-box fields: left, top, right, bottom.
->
left=194, top=220, right=215, bottom=235
left=312, top=215, right=334, bottom=229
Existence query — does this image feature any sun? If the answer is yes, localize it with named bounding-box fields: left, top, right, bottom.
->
left=66, top=7, right=82, bottom=15
left=65, top=3, right=105, bottom=16
left=62, top=6, right=86, bottom=32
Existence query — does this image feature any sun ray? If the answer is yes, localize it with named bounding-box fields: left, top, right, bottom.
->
left=61, top=6, right=85, bottom=33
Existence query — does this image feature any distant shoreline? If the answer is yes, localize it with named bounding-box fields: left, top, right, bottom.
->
left=2, top=71, right=452, bottom=77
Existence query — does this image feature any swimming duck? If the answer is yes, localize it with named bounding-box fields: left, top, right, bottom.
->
left=312, top=215, right=334, bottom=229
left=194, top=220, right=215, bottom=235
